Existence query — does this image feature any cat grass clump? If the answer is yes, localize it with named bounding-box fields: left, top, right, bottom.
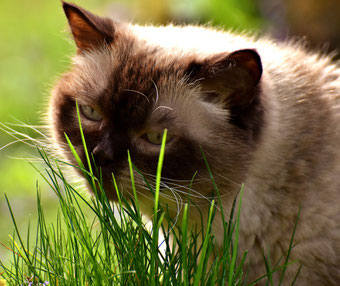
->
left=1, top=141, right=267, bottom=285
left=47, top=2, right=340, bottom=285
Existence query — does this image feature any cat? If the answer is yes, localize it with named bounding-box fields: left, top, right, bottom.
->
left=48, top=2, right=340, bottom=285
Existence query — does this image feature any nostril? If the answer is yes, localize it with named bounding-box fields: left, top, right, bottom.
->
left=93, top=143, right=114, bottom=166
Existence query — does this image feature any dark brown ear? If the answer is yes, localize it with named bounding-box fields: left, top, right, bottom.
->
left=187, top=49, right=262, bottom=111
left=62, top=1, right=114, bottom=53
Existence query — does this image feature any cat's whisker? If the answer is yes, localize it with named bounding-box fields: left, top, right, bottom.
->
left=160, top=182, right=203, bottom=199
left=134, top=175, right=219, bottom=207
left=124, top=89, right=150, bottom=103
left=140, top=172, right=209, bottom=184
left=0, top=123, right=47, bottom=148
left=136, top=184, right=179, bottom=203
left=160, top=181, right=234, bottom=214
left=0, top=138, right=35, bottom=151
left=8, top=158, right=45, bottom=165
left=161, top=192, right=184, bottom=207
left=160, top=181, right=213, bottom=199
left=130, top=184, right=186, bottom=214
left=5, top=119, right=49, bottom=139
left=151, top=79, right=159, bottom=105
left=135, top=183, right=188, bottom=208
left=161, top=182, right=221, bottom=210
left=152, top=106, right=174, bottom=113
left=214, top=173, right=242, bottom=187
left=137, top=172, right=239, bottom=202
left=8, top=154, right=45, bottom=162
left=166, top=180, right=235, bottom=200
left=159, top=183, right=231, bottom=220
left=163, top=187, right=182, bottom=236
left=147, top=172, right=210, bottom=183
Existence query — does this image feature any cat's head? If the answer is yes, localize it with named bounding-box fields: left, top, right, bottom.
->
left=49, top=2, right=263, bottom=215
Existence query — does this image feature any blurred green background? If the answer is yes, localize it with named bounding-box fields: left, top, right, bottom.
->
left=0, top=0, right=339, bottom=265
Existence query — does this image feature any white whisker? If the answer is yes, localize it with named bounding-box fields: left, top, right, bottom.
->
left=0, top=138, right=34, bottom=151
left=161, top=187, right=182, bottom=239
left=124, top=89, right=150, bottom=103
left=152, top=105, right=174, bottom=113
left=215, top=173, right=241, bottom=187
left=140, top=171, right=208, bottom=184
left=8, top=156, right=44, bottom=163
left=5, top=119, right=49, bottom=139
left=151, top=79, right=159, bottom=105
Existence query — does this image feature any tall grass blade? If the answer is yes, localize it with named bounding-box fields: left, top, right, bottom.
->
left=150, top=129, right=167, bottom=286
left=193, top=200, right=215, bottom=286
left=228, top=184, right=244, bottom=285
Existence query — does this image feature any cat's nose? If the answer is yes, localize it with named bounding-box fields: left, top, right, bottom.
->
left=92, top=141, right=114, bottom=166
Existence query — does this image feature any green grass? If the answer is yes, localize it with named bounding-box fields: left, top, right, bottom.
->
left=0, top=138, right=244, bottom=285
left=0, top=125, right=298, bottom=285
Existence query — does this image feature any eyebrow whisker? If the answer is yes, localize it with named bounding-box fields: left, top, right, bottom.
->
left=151, top=79, right=159, bottom=105
left=124, top=89, right=150, bottom=103
left=152, top=105, right=174, bottom=113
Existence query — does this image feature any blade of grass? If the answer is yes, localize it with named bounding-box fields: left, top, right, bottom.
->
left=193, top=200, right=215, bottom=286
left=150, top=129, right=167, bottom=286
left=279, top=207, right=300, bottom=285
left=228, top=183, right=244, bottom=286
left=127, top=150, right=141, bottom=220
left=181, top=203, right=189, bottom=285
left=4, top=195, right=43, bottom=282
left=75, top=102, right=92, bottom=175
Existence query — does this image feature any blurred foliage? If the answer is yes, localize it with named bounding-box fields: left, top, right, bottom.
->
left=283, top=0, right=340, bottom=52
left=197, top=0, right=263, bottom=29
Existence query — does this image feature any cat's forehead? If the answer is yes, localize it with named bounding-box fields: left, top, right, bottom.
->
left=70, top=39, right=188, bottom=106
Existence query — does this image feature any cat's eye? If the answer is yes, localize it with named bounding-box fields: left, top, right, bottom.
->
left=80, top=105, right=102, bottom=121
left=145, top=132, right=173, bottom=145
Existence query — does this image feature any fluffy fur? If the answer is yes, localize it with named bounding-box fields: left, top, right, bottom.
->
left=49, top=2, right=340, bottom=284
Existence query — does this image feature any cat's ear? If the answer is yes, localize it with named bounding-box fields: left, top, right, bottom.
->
left=62, top=1, right=114, bottom=53
left=187, top=49, right=262, bottom=111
